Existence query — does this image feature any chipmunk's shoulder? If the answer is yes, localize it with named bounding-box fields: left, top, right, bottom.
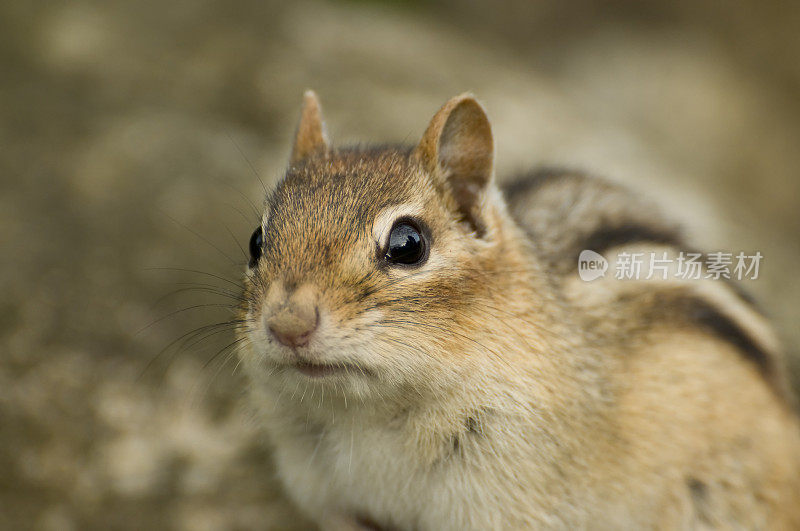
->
left=504, top=168, right=795, bottom=407
left=503, top=168, right=682, bottom=275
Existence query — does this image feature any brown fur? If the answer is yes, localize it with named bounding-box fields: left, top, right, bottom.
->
left=290, top=90, right=329, bottom=163
left=237, top=93, right=800, bottom=530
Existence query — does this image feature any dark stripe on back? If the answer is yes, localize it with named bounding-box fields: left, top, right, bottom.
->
left=581, top=223, right=683, bottom=255
left=580, top=226, right=763, bottom=313
left=688, top=299, right=773, bottom=377
left=648, top=293, right=792, bottom=407
left=502, top=168, right=770, bottom=339
left=502, top=167, right=574, bottom=200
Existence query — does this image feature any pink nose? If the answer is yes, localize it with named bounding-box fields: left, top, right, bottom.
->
left=269, top=321, right=315, bottom=347
left=265, top=283, right=320, bottom=348
left=267, top=308, right=318, bottom=348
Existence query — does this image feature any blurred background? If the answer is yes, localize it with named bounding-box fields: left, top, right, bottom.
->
left=1, top=0, right=799, bottom=529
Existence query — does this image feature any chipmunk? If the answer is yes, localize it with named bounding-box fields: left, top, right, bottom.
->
left=237, top=91, right=800, bottom=530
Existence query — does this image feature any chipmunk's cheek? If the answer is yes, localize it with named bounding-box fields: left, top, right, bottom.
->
left=318, top=308, right=374, bottom=352
left=241, top=310, right=272, bottom=363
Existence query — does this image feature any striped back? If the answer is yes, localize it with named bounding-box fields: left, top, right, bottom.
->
left=504, top=169, right=794, bottom=406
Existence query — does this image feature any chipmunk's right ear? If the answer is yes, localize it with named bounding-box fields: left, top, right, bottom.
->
left=414, top=94, right=494, bottom=235
left=290, top=90, right=329, bottom=163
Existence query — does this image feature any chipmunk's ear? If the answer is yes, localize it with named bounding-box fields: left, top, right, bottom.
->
left=414, top=94, right=494, bottom=234
left=290, top=90, right=329, bottom=163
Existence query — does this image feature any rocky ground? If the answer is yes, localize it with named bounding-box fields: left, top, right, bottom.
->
left=1, top=0, right=798, bottom=529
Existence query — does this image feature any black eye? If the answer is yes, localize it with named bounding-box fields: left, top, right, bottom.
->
left=249, top=226, right=263, bottom=268
left=385, top=220, right=427, bottom=266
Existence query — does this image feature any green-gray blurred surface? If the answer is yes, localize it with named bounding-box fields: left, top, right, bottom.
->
left=1, top=1, right=798, bottom=529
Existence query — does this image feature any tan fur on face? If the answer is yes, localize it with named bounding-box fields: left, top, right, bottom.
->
left=237, top=93, right=800, bottom=530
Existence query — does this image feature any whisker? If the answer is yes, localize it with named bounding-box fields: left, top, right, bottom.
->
left=221, top=186, right=262, bottom=221
left=187, top=338, right=250, bottom=410
left=145, top=267, right=243, bottom=289
left=153, top=284, right=246, bottom=306
left=202, top=336, right=248, bottom=370
left=222, top=221, right=248, bottom=263
left=135, top=303, right=238, bottom=336
left=377, top=317, right=514, bottom=371
left=159, top=209, right=243, bottom=266
left=140, top=319, right=249, bottom=380
left=226, top=131, right=269, bottom=197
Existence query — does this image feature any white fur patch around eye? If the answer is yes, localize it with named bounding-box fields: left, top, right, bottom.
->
left=370, top=203, right=457, bottom=284
left=371, top=203, right=426, bottom=248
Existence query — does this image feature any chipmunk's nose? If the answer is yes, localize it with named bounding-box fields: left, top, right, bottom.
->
left=266, top=284, right=319, bottom=348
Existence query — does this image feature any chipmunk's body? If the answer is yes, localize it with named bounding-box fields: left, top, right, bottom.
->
left=238, top=92, right=800, bottom=530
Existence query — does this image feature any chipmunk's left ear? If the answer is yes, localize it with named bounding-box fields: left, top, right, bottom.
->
left=415, top=94, right=494, bottom=234
left=290, top=90, right=329, bottom=163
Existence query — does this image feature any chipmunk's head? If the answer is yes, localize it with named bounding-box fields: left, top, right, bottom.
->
left=240, top=91, right=529, bottom=400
